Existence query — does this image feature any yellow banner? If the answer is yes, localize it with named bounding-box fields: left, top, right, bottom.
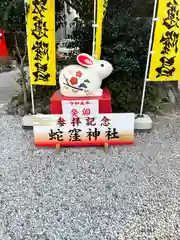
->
left=95, top=0, right=108, bottom=60
left=26, top=0, right=56, bottom=85
left=148, top=0, right=180, bottom=81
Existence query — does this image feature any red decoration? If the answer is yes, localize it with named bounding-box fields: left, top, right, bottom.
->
left=70, top=77, right=78, bottom=85
left=0, top=29, right=8, bottom=57
left=50, top=89, right=112, bottom=115
left=76, top=71, right=82, bottom=77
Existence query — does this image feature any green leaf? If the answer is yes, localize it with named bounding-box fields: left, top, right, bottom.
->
left=84, top=79, right=90, bottom=83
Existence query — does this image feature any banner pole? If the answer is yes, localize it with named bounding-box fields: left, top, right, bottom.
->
left=92, top=0, right=97, bottom=57
left=30, top=84, right=35, bottom=114
left=139, top=0, right=158, bottom=116
left=24, top=0, right=35, bottom=115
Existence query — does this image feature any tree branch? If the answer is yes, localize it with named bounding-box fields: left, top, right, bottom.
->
left=14, top=34, right=22, bottom=60
left=20, top=39, right=28, bottom=106
left=20, top=40, right=27, bottom=70
left=64, top=0, right=79, bottom=13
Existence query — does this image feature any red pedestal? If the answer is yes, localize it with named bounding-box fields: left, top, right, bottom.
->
left=0, top=29, right=8, bottom=57
left=50, top=89, right=112, bottom=114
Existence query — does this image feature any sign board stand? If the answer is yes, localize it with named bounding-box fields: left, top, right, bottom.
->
left=33, top=113, right=135, bottom=152
left=56, top=141, right=109, bottom=153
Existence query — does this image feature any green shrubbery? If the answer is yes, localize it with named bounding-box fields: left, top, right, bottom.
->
left=71, top=0, right=162, bottom=113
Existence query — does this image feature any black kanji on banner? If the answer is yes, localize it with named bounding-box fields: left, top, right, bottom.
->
left=156, top=0, right=180, bottom=78
left=31, top=0, right=50, bottom=83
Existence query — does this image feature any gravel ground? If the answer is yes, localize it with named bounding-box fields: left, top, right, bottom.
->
left=0, top=70, right=20, bottom=104
left=0, top=114, right=180, bottom=240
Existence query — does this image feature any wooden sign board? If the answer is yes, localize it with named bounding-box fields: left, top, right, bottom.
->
left=33, top=113, right=135, bottom=147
